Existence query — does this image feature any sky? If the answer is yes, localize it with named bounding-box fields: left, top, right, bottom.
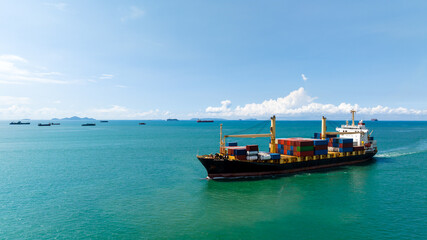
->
left=0, top=0, right=426, bottom=120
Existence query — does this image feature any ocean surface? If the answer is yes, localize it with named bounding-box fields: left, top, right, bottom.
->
left=0, top=120, right=426, bottom=239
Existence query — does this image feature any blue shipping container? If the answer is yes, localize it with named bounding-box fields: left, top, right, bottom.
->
left=314, top=150, right=328, bottom=155
left=339, top=147, right=353, bottom=152
left=339, top=138, right=353, bottom=144
left=313, top=139, right=328, bottom=146
left=226, top=142, right=238, bottom=147
left=270, top=153, right=280, bottom=160
left=234, top=149, right=247, bottom=155
left=287, top=150, right=293, bottom=155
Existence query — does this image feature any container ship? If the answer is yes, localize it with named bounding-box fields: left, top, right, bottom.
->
left=10, top=121, right=30, bottom=125
left=197, top=110, right=377, bottom=179
left=197, top=119, right=214, bottom=123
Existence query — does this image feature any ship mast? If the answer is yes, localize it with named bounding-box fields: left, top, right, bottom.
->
left=270, top=115, right=277, bottom=153
left=321, top=116, right=327, bottom=140
left=351, top=109, right=356, bottom=126
left=220, top=124, right=224, bottom=148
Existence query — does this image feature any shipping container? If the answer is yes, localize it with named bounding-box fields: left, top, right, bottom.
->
left=246, top=145, right=259, bottom=151
left=226, top=142, right=238, bottom=147
left=314, top=145, right=328, bottom=150
left=313, top=139, right=328, bottom=146
left=296, top=146, right=314, bottom=152
left=328, top=147, right=340, bottom=152
left=339, top=147, right=353, bottom=153
left=314, top=150, right=328, bottom=155
left=234, top=149, right=247, bottom=156
left=295, top=151, right=314, bottom=157
left=339, top=143, right=353, bottom=148
left=247, top=155, right=258, bottom=161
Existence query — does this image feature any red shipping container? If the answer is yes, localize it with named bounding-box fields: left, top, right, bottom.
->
left=295, top=151, right=314, bottom=157
left=339, top=143, right=353, bottom=148
left=314, top=145, right=328, bottom=150
left=227, top=147, right=245, bottom=155
left=228, top=149, right=234, bottom=155
left=246, top=145, right=259, bottom=151
left=278, top=139, right=286, bottom=145
left=235, top=155, right=246, bottom=160
left=353, top=146, right=364, bottom=151
left=294, top=140, right=314, bottom=147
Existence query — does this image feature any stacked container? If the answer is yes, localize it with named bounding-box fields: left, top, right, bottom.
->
left=227, top=147, right=247, bottom=160
left=313, top=139, right=328, bottom=155
left=328, top=138, right=353, bottom=152
left=258, top=152, right=271, bottom=160
left=277, top=138, right=315, bottom=157
left=313, top=133, right=337, bottom=139
left=246, top=145, right=259, bottom=160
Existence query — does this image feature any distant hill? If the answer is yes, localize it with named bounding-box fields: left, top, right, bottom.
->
left=52, top=116, right=96, bottom=121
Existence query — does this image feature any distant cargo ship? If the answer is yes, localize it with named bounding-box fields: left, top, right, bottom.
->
left=38, top=123, right=51, bottom=126
left=10, top=121, right=30, bottom=125
left=82, top=123, right=96, bottom=126
left=197, top=119, right=214, bottom=123
left=51, top=123, right=60, bottom=125
left=197, top=110, right=377, bottom=179
left=139, top=122, right=146, bottom=125
left=100, top=120, right=109, bottom=123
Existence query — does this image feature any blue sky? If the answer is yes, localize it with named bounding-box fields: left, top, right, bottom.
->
left=0, top=0, right=426, bottom=120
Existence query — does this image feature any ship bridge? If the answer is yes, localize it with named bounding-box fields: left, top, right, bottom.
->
left=334, top=110, right=376, bottom=149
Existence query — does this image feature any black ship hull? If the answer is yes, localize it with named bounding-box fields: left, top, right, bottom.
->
left=197, top=152, right=376, bottom=179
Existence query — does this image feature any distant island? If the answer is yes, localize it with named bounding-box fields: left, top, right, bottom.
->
left=51, top=116, right=96, bottom=121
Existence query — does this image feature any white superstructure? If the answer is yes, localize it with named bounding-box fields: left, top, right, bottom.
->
left=336, top=110, right=377, bottom=152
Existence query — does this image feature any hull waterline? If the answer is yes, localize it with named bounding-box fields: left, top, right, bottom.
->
left=198, top=152, right=376, bottom=179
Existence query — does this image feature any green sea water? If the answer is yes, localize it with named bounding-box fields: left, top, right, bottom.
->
left=0, top=120, right=426, bottom=239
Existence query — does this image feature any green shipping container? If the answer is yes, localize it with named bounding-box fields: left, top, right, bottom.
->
left=296, top=146, right=314, bottom=152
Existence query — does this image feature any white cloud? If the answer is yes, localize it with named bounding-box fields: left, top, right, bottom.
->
left=0, top=96, right=30, bottom=106
left=301, top=74, right=308, bottom=81
left=93, top=105, right=128, bottom=113
left=115, top=85, right=127, bottom=88
left=205, top=87, right=427, bottom=118
left=206, top=100, right=231, bottom=113
left=44, top=2, right=67, bottom=11
left=0, top=55, right=27, bottom=63
left=0, top=54, right=68, bottom=84
left=121, top=6, right=145, bottom=22
left=99, top=74, right=114, bottom=80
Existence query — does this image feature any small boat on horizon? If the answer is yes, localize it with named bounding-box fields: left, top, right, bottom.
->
left=10, top=121, right=30, bottom=125
left=100, top=120, right=109, bottom=123
left=371, top=118, right=378, bottom=121
left=50, top=123, right=60, bottom=125
left=38, top=123, right=51, bottom=126
left=82, top=123, right=96, bottom=126
left=197, top=119, right=214, bottom=123
left=139, top=122, right=146, bottom=125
